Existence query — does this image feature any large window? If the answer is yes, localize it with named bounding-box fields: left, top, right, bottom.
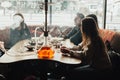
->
left=51, top=0, right=104, bottom=27
left=0, top=0, right=45, bottom=28
left=106, top=0, right=120, bottom=31
left=0, top=0, right=120, bottom=31
left=0, top=0, right=104, bottom=28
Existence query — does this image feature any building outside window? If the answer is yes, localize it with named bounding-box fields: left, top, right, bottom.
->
left=0, top=0, right=119, bottom=31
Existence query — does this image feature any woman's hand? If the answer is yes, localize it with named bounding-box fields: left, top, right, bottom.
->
left=60, top=46, right=67, bottom=49
left=60, top=47, right=70, bottom=53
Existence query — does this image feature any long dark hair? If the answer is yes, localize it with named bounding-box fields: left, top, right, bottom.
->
left=86, top=14, right=99, bottom=29
left=81, top=17, right=106, bottom=52
left=82, top=17, right=99, bottom=44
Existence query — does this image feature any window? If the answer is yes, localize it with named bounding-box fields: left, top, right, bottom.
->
left=0, top=0, right=104, bottom=28
left=0, top=0, right=120, bottom=30
left=0, top=0, right=45, bottom=28
left=51, top=0, right=104, bottom=28
left=106, top=0, right=120, bottom=31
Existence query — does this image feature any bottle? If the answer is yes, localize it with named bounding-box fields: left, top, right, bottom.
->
left=37, top=36, right=54, bottom=59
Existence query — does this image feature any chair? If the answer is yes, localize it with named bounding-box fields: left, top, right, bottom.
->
left=0, top=74, right=6, bottom=80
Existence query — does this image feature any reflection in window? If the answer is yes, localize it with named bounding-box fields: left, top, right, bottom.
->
left=51, top=0, right=104, bottom=27
left=0, top=0, right=106, bottom=29
left=106, top=0, right=120, bottom=31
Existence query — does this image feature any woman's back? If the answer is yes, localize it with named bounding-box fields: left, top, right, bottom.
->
left=89, top=36, right=112, bottom=70
left=81, top=17, right=112, bottom=70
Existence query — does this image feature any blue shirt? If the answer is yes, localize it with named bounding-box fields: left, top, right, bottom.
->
left=8, top=23, right=31, bottom=48
left=64, top=26, right=82, bottom=45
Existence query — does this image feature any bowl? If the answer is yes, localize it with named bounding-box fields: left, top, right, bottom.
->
left=25, top=45, right=34, bottom=51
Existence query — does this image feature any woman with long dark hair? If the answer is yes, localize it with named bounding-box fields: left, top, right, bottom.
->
left=61, top=17, right=112, bottom=70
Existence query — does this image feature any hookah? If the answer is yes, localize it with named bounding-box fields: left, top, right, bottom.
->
left=37, top=0, right=54, bottom=58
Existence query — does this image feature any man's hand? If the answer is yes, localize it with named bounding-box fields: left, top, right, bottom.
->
left=0, top=41, right=5, bottom=52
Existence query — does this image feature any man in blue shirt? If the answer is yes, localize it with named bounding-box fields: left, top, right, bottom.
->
left=8, top=13, right=31, bottom=49
left=64, top=13, right=84, bottom=45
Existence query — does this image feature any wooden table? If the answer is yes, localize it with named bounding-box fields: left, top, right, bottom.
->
left=0, top=39, right=81, bottom=64
left=0, top=51, right=81, bottom=64
left=0, top=39, right=81, bottom=80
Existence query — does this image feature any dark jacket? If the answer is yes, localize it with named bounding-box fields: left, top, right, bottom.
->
left=64, top=26, right=82, bottom=45
left=8, top=23, right=31, bottom=48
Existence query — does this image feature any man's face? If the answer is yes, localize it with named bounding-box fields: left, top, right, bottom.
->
left=13, top=15, right=23, bottom=24
left=12, top=15, right=23, bottom=29
left=74, top=16, right=82, bottom=26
